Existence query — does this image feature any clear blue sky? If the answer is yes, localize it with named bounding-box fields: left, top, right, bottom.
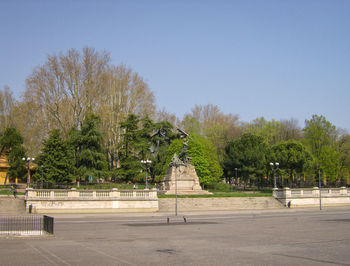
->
left=1, top=0, right=349, bottom=131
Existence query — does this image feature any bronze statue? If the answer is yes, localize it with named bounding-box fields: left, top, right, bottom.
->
left=177, top=128, right=192, bottom=164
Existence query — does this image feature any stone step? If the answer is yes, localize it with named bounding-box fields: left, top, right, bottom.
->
left=0, top=197, right=26, bottom=214
left=158, top=197, right=285, bottom=212
left=162, top=190, right=212, bottom=195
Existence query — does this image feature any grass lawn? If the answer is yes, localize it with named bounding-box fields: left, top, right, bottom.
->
left=0, top=190, right=25, bottom=195
left=158, top=191, right=272, bottom=198
left=5, top=182, right=272, bottom=198
left=72, top=183, right=153, bottom=190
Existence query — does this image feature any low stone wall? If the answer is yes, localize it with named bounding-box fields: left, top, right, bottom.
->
left=0, top=197, right=26, bottom=214
left=26, top=187, right=350, bottom=213
left=273, top=187, right=350, bottom=208
left=26, top=188, right=158, bottom=213
left=158, top=197, right=284, bottom=212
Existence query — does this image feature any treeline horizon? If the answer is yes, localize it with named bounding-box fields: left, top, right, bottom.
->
left=0, top=47, right=349, bottom=187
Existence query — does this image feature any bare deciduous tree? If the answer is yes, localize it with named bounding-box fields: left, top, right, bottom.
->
left=279, top=118, right=302, bottom=141
left=0, top=86, right=15, bottom=133
left=98, top=64, right=155, bottom=169
left=182, top=104, right=242, bottom=163
left=19, top=47, right=155, bottom=157
left=25, top=47, right=110, bottom=135
left=155, top=108, right=180, bottom=127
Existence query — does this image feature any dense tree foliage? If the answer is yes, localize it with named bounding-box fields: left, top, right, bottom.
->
left=269, top=141, right=313, bottom=186
left=303, top=115, right=338, bottom=163
left=223, top=133, right=268, bottom=187
left=303, top=115, right=342, bottom=185
left=71, top=113, right=108, bottom=183
left=338, top=134, right=350, bottom=183
left=166, top=134, right=223, bottom=186
left=34, top=129, right=74, bottom=185
left=117, top=114, right=177, bottom=183
left=244, top=117, right=301, bottom=145
left=1, top=47, right=349, bottom=188
left=0, top=127, right=26, bottom=183
left=117, top=114, right=144, bottom=181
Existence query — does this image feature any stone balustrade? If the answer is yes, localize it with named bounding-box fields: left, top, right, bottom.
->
left=25, top=188, right=159, bottom=213
left=26, top=188, right=158, bottom=200
left=273, top=187, right=350, bottom=208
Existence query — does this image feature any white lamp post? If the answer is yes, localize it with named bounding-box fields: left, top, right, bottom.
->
left=269, top=162, right=279, bottom=189
left=141, top=159, right=152, bottom=189
left=22, top=157, right=35, bottom=189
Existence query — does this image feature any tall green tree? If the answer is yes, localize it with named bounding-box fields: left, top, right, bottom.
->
left=117, top=114, right=171, bottom=183
left=0, top=127, right=26, bottom=183
left=303, top=114, right=341, bottom=184
left=137, top=115, right=155, bottom=160
left=117, top=114, right=142, bottom=181
left=195, top=135, right=223, bottom=183
left=319, top=146, right=342, bottom=185
left=223, top=133, right=268, bottom=187
left=303, top=115, right=338, bottom=162
left=119, top=114, right=140, bottom=159
left=338, top=134, right=350, bottom=184
left=0, top=127, right=24, bottom=154
left=34, top=129, right=74, bottom=185
left=270, top=141, right=313, bottom=185
left=73, top=113, right=108, bottom=182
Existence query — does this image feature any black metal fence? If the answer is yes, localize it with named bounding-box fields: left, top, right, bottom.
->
left=0, top=215, right=54, bottom=235
left=43, top=215, right=54, bottom=234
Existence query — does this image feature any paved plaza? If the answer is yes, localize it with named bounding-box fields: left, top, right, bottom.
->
left=0, top=207, right=350, bottom=265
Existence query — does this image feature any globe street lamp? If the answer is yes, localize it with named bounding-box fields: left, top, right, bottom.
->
left=141, top=159, right=152, bottom=189
left=235, top=168, right=238, bottom=186
left=269, top=162, right=279, bottom=189
left=22, top=157, right=35, bottom=189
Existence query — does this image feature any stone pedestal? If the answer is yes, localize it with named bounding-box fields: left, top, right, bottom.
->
left=162, top=164, right=212, bottom=195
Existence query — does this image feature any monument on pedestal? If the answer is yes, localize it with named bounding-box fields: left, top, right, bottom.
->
left=162, top=129, right=212, bottom=195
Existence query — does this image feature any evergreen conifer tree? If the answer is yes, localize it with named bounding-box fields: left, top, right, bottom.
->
left=34, top=129, right=74, bottom=185
left=118, top=114, right=142, bottom=181
left=74, top=113, right=108, bottom=182
left=118, top=114, right=157, bottom=182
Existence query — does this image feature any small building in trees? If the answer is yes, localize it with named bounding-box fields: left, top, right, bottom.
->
left=0, top=154, right=11, bottom=185
left=0, top=154, right=35, bottom=185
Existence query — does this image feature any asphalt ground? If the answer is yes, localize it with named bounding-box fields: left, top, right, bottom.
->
left=1, top=207, right=350, bottom=266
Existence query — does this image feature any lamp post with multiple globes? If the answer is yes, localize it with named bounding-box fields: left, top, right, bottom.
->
left=140, top=159, right=152, bottom=189
left=269, top=162, right=279, bottom=189
left=22, top=157, right=35, bottom=189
